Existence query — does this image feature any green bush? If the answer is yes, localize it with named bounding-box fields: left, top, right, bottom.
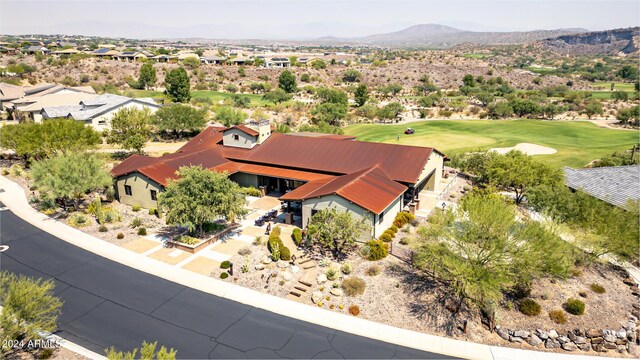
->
left=116, top=233, right=124, bottom=239
left=67, top=212, right=90, bottom=227
left=399, top=236, right=412, bottom=245
left=102, top=207, right=121, bottom=223
left=564, top=298, right=585, bottom=315
left=326, top=267, right=339, bottom=281
left=518, top=298, right=541, bottom=316
left=132, top=204, right=141, bottom=212
left=366, top=240, right=388, bottom=261
left=292, top=228, right=303, bottom=246
left=383, top=229, right=395, bottom=238
left=203, top=222, right=226, bottom=233
left=549, top=309, right=567, bottom=324
left=388, top=225, right=398, bottom=233
left=149, top=208, right=157, bottom=216
left=177, top=235, right=199, bottom=245
left=137, top=227, right=147, bottom=236
left=341, top=263, right=353, bottom=275
left=220, top=261, right=231, bottom=269
left=590, top=283, right=605, bottom=294
left=240, top=187, right=262, bottom=197
left=280, top=246, right=291, bottom=261
left=267, top=226, right=291, bottom=260
left=393, top=211, right=415, bottom=228
left=379, top=232, right=393, bottom=242
left=98, top=225, right=108, bottom=232
left=220, top=272, right=229, bottom=279
left=341, top=277, right=366, bottom=296
left=130, top=217, right=142, bottom=228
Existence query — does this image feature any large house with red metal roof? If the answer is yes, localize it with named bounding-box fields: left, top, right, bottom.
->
left=111, top=120, right=445, bottom=238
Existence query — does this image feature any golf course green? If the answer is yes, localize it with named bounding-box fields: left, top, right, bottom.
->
left=344, top=120, right=640, bottom=168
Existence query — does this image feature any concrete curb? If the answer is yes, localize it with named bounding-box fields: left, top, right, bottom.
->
left=0, top=176, right=621, bottom=360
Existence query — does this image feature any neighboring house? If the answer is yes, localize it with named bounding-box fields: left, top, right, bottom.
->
left=111, top=121, right=446, bottom=237
left=52, top=48, right=81, bottom=56
left=229, top=57, right=249, bottom=65
left=177, top=53, right=199, bottom=61
left=564, top=165, right=640, bottom=208
left=150, top=54, right=175, bottom=62
left=201, top=56, right=227, bottom=64
left=115, top=51, right=150, bottom=61
left=265, top=57, right=291, bottom=68
left=1, top=83, right=83, bottom=113
left=12, top=91, right=98, bottom=122
left=93, top=48, right=120, bottom=58
left=42, top=94, right=160, bottom=130
left=22, top=46, right=50, bottom=55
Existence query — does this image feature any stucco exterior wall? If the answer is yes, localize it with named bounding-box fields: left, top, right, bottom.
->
left=416, top=152, right=444, bottom=191
left=90, top=102, right=159, bottom=131
left=115, top=172, right=162, bottom=209
left=230, top=172, right=259, bottom=188
left=372, top=194, right=403, bottom=238
left=222, top=128, right=257, bottom=149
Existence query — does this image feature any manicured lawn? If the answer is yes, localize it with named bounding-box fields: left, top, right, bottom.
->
left=591, top=82, right=636, bottom=91
left=344, top=120, right=640, bottom=168
left=589, top=91, right=636, bottom=100
left=130, top=89, right=273, bottom=107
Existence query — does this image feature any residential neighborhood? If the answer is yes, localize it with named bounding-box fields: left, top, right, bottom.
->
left=0, top=1, right=639, bottom=360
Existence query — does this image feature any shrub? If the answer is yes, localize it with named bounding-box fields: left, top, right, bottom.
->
left=68, top=212, right=90, bottom=227
left=177, top=235, right=199, bottom=245
left=341, top=277, right=366, bottom=296
left=220, top=272, right=229, bottom=279
left=590, top=283, right=605, bottom=294
left=116, top=233, right=124, bottom=239
left=518, top=298, right=541, bottom=316
left=98, top=225, right=108, bottom=232
left=238, top=246, right=252, bottom=256
left=132, top=204, right=141, bottom=212
left=292, top=228, right=303, bottom=246
left=549, top=309, right=567, bottom=324
left=280, top=246, right=291, bottom=261
left=388, top=225, right=398, bottom=233
left=564, top=298, right=585, bottom=315
left=365, top=265, right=381, bottom=276
left=378, top=232, right=393, bottom=242
left=348, top=305, right=360, bottom=316
left=130, top=217, right=142, bottom=228
left=341, top=263, right=353, bottom=275
left=326, top=267, right=339, bottom=281
left=137, top=227, right=147, bottom=236
left=220, top=261, right=231, bottom=269
left=399, top=236, right=412, bottom=245
left=367, top=240, right=388, bottom=260
left=240, top=187, right=262, bottom=197
left=149, top=208, right=157, bottom=216
left=267, top=226, right=291, bottom=260
left=253, top=236, right=263, bottom=245
left=102, top=207, right=121, bottom=223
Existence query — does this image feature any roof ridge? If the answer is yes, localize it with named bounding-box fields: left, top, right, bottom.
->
left=308, top=164, right=381, bottom=197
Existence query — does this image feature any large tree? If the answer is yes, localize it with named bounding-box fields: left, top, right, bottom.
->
left=165, top=67, right=191, bottom=103
left=214, top=106, right=247, bottom=126
left=158, top=166, right=247, bottom=236
left=138, top=62, right=157, bottom=90
left=306, top=208, right=370, bottom=258
left=0, top=272, right=62, bottom=346
left=354, top=84, right=369, bottom=107
left=151, top=104, right=207, bottom=138
left=413, top=194, right=573, bottom=308
left=0, top=119, right=101, bottom=161
left=278, top=70, right=297, bottom=93
left=31, top=153, right=111, bottom=210
left=377, top=102, right=404, bottom=123
left=106, top=108, right=152, bottom=153
left=582, top=99, right=604, bottom=120
left=311, top=103, right=347, bottom=126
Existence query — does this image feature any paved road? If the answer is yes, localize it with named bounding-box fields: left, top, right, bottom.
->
left=0, top=210, right=453, bottom=359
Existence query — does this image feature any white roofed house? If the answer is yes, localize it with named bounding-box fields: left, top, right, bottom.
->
left=265, top=57, right=291, bottom=68
left=4, top=84, right=95, bottom=120
left=22, top=46, right=50, bottom=55
left=41, top=94, right=160, bottom=130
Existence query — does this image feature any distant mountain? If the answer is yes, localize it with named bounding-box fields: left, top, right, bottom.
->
left=317, top=23, right=589, bottom=48
left=541, top=27, right=640, bottom=55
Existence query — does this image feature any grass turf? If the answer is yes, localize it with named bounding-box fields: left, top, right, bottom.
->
left=344, top=120, right=639, bottom=168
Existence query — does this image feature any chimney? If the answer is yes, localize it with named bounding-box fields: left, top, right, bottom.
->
left=246, top=118, right=271, bottom=144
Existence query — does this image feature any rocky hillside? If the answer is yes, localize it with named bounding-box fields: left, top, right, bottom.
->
left=542, top=27, right=640, bottom=55
left=318, top=24, right=587, bottom=48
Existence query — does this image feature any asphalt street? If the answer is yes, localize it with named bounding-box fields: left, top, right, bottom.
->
left=0, top=209, right=454, bottom=359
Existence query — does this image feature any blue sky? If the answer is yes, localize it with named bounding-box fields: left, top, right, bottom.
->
left=1, top=0, right=638, bottom=39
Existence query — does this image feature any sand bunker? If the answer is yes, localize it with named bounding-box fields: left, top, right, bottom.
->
left=490, top=143, right=557, bottom=156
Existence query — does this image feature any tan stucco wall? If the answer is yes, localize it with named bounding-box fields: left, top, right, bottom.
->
left=222, top=128, right=257, bottom=148
left=416, top=152, right=444, bottom=191
left=372, top=195, right=403, bottom=238
left=115, top=172, right=162, bottom=209
left=230, top=172, right=259, bottom=188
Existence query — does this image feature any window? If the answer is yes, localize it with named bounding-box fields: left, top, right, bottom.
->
left=150, top=190, right=157, bottom=201
left=378, top=211, right=384, bottom=224
left=233, top=134, right=239, bottom=141
left=124, top=185, right=132, bottom=196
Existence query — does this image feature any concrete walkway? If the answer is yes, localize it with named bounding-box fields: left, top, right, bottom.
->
left=0, top=176, right=620, bottom=360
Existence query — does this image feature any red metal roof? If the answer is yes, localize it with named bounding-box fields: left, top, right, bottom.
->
left=177, top=126, right=224, bottom=153
left=225, top=133, right=435, bottom=184
left=228, top=125, right=259, bottom=137
left=280, top=165, right=406, bottom=214
left=235, top=163, right=334, bottom=182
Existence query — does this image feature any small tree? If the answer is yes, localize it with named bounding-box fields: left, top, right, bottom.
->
left=377, top=102, right=404, bottom=123
left=158, top=166, right=247, bottom=236
left=582, top=100, right=603, bottom=119
left=151, top=104, right=207, bottom=138
left=306, top=208, right=370, bottom=258
left=0, top=272, right=62, bottom=344
left=31, top=153, right=112, bottom=210
left=138, top=62, right=157, bottom=90
left=262, top=88, right=292, bottom=105
left=214, top=106, right=247, bottom=126
left=341, top=69, right=361, bottom=83
left=106, top=340, right=177, bottom=360
left=165, top=67, right=191, bottom=103
left=106, top=108, right=152, bottom=153
left=278, top=70, right=296, bottom=93
left=354, top=84, right=368, bottom=107
left=311, top=103, right=347, bottom=126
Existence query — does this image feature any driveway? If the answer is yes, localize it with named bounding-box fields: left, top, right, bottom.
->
left=0, top=209, right=452, bottom=359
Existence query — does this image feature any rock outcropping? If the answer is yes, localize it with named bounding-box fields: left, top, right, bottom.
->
left=542, top=27, right=640, bottom=55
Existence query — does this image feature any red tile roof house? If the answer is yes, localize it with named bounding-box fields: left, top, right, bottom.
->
left=111, top=120, right=446, bottom=238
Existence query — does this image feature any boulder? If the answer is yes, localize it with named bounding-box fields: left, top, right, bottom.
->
left=617, top=329, right=627, bottom=339
left=311, top=291, right=323, bottom=304
left=509, top=336, right=523, bottom=343
left=586, top=329, right=604, bottom=338
left=526, top=335, right=543, bottom=347
left=548, top=329, right=559, bottom=339
left=291, top=265, right=300, bottom=274
left=562, top=342, right=577, bottom=351
left=535, top=329, right=549, bottom=340
left=282, top=272, right=293, bottom=281
left=330, top=288, right=343, bottom=297
left=572, top=336, right=587, bottom=344
left=557, top=335, right=570, bottom=344
left=617, top=345, right=627, bottom=353
left=592, top=343, right=607, bottom=352
left=572, top=328, right=585, bottom=337
left=545, top=339, right=560, bottom=349
left=578, top=343, right=591, bottom=352
left=591, top=337, right=604, bottom=344
left=255, top=263, right=266, bottom=271
left=514, top=330, right=530, bottom=338
left=603, top=334, right=616, bottom=343
left=603, top=342, right=617, bottom=350
left=497, top=328, right=510, bottom=341
left=262, top=257, right=272, bottom=264
left=615, top=338, right=628, bottom=345
left=316, top=274, right=327, bottom=285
